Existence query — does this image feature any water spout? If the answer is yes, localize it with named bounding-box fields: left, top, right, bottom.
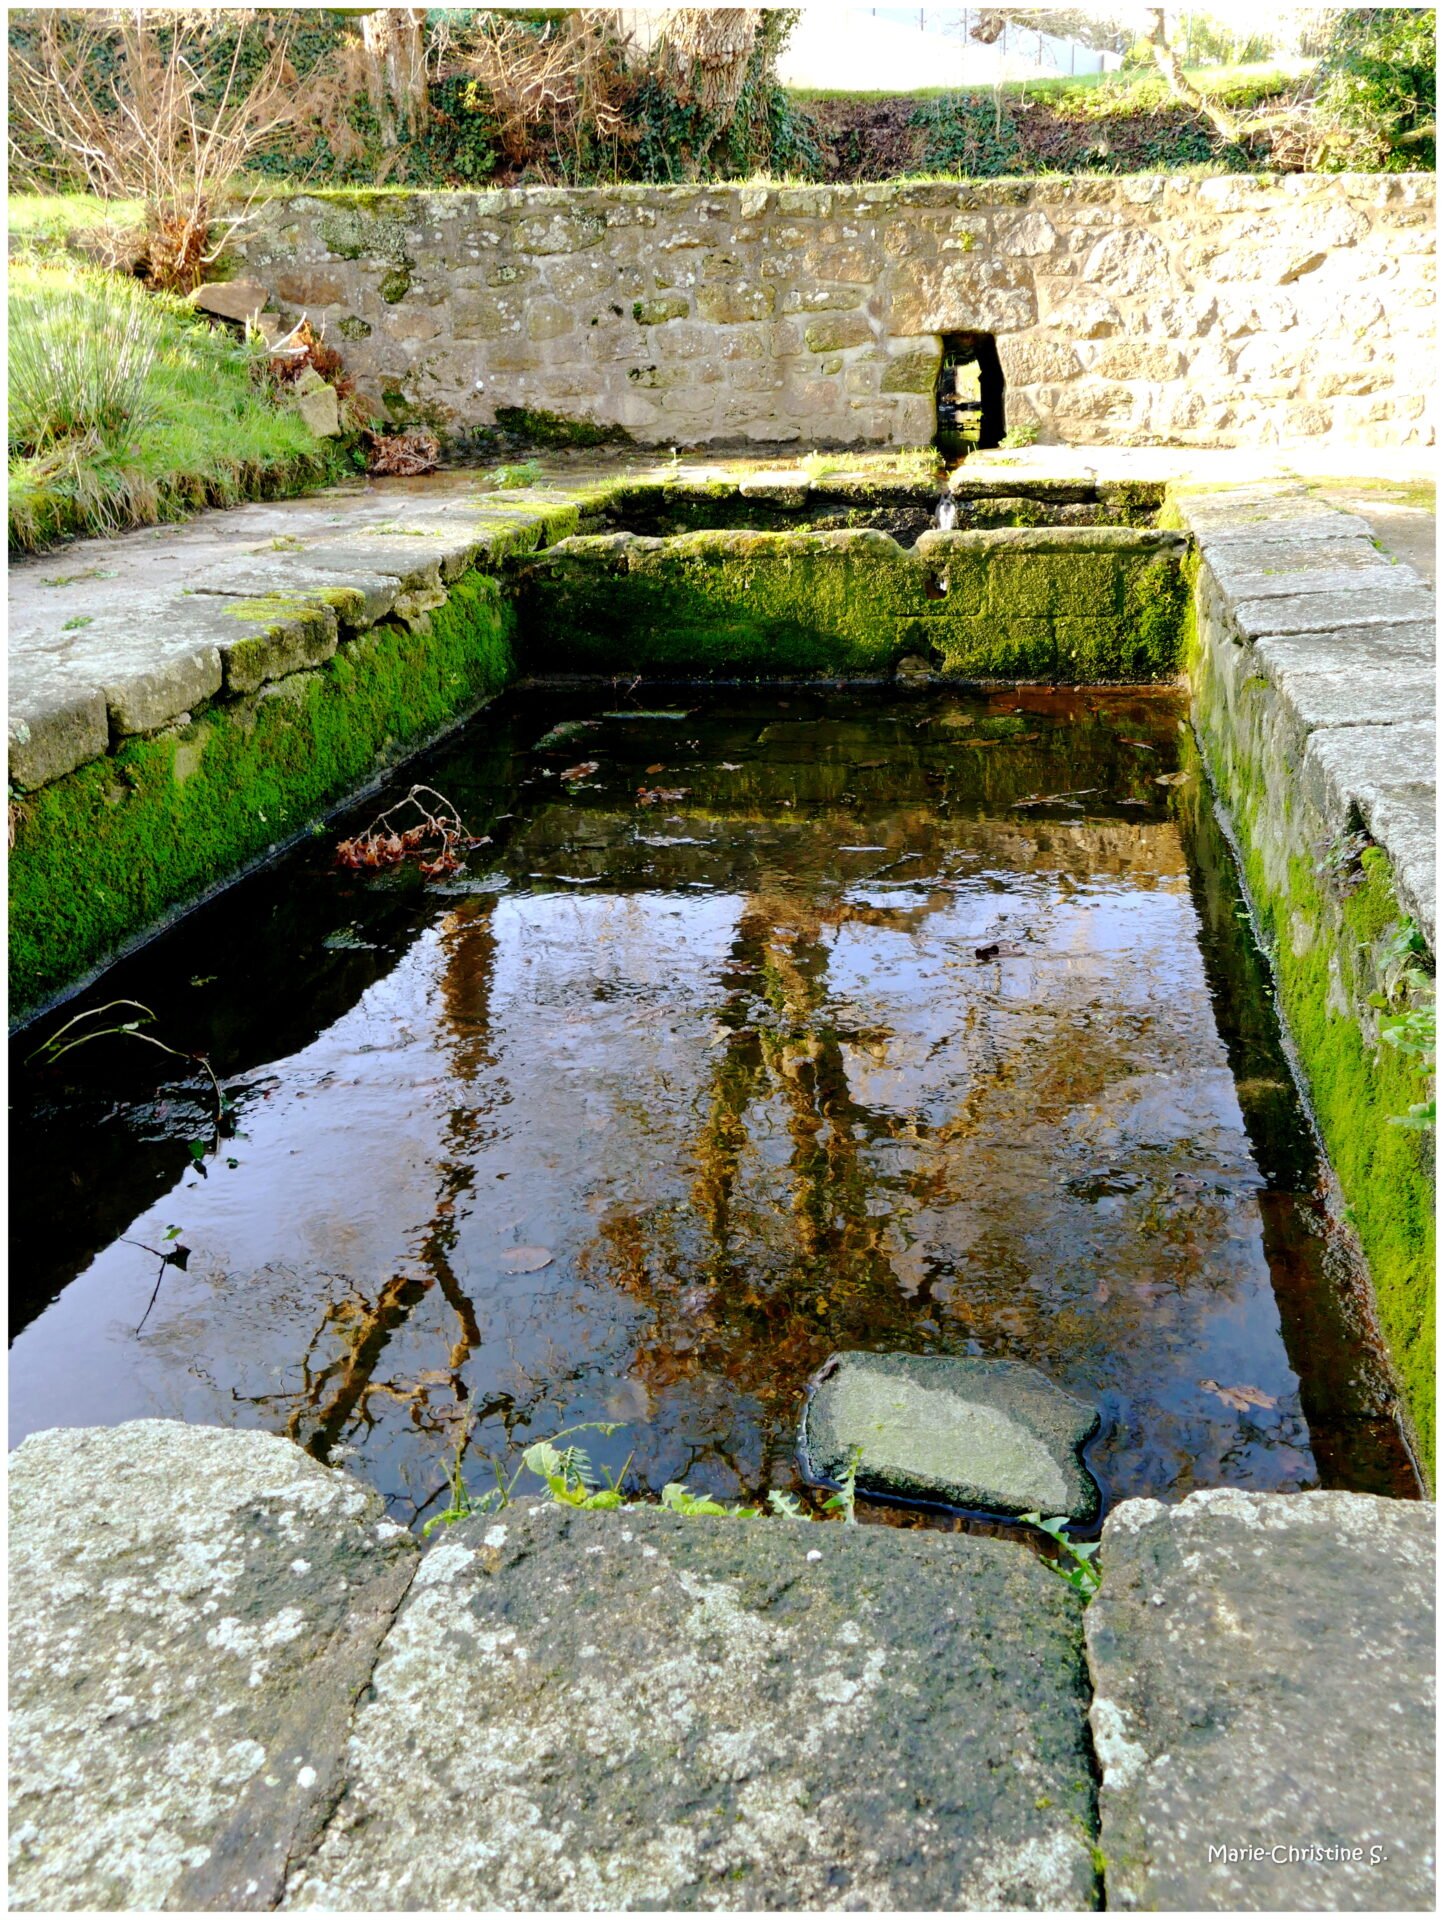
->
left=935, top=494, right=957, bottom=532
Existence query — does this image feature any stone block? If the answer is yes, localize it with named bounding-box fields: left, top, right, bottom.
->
left=190, top=279, right=271, bottom=324
left=1086, top=1489, right=1434, bottom=1913
left=802, top=1351, right=1100, bottom=1520
left=1232, top=579, right=1436, bottom=640
left=696, top=282, right=774, bottom=324
left=8, top=674, right=109, bottom=790
left=9, top=1422, right=416, bottom=1913
left=631, top=295, right=688, bottom=325
left=804, top=313, right=873, bottom=353
left=284, top=1502, right=1098, bottom=1911
left=1303, top=720, right=1436, bottom=943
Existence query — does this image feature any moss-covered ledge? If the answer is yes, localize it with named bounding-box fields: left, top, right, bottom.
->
left=10, top=573, right=516, bottom=1019
left=515, top=524, right=1188, bottom=683
left=1175, top=482, right=1436, bottom=1476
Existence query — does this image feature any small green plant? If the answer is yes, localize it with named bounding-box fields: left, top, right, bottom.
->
left=767, top=1489, right=808, bottom=1518
left=1022, top=1513, right=1101, bottom=1597
left=422, top=1420, right=631, bottom=1533
left=661, top=1481, right=761, bottom=1517
left=1365, top=916, right=1435, bottom=1130
left=821, top=1446, right=862, bottom=1524
left=1380, top=1005, right=1436, bottom=1131
left=1000, top=421, right=1041, bottom=449
left=487, top=460, right=543, bottom=490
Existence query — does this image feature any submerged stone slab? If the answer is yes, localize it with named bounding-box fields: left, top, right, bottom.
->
left=9, top=1421, right=416, bottom=1914
left=1086, top=1489, right=1434, bottom=1913
left=284, top=1502, right=1098, bottom=1912
left=801, top=1351, right=1100, bottom=1521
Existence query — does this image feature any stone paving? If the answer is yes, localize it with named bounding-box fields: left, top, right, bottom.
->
left=8, top=1422, right=1434, bottom=1912
left=1087, top=1488, right=1435, bottom=1912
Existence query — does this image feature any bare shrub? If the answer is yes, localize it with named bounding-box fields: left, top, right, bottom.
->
left=459, top=10, right=635, bottom=174
left=8, top=10, right=321, bottom=291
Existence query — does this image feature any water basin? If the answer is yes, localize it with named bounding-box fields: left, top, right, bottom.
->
left=9, top=686, right=1418, bottom=1527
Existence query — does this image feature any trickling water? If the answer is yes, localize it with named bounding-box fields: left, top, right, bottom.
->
left=9, top=687, right=1418, bottom=1529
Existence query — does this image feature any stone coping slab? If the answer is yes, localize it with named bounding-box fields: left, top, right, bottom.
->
left=283, top=1500, right=1098, bottom=1912
left=8, top=1421, right=418, bottom=1914
left=1085, top=1488, right=1435, bottom=1913
left=1176, top=482, right=1435, bottom=951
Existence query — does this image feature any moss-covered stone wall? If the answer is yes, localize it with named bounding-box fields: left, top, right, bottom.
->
left=1185, top=551, right=1435, bottom=1477
left=10, top=574, right=516, bottom=1016
left=517, top=525, right=1187, bottom=683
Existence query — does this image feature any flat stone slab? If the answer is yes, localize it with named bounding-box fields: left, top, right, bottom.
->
left=801, top=1351, right=1100, bottom=1521
left=1304, top=721, right=1437, bottom=943
left=9, top=1421, right=416, bottom=1913
left=284, top=1502, right=1098, bottom=1911
left=1086, top=1489, right=1435, bottom=1913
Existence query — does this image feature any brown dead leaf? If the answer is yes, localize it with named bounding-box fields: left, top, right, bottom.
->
left=1201, top=1378, right=1277, bottom=1413
left=499, top=1245, right=553, bottom=1273
left=560, top=761, right=599, bottom=782
left=1154, top=771, right=1192, bottom=787
left=645, top=762, right=667, bottom=774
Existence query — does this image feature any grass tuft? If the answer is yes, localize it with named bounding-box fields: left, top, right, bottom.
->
left=8, top=260, right=349, bottom=553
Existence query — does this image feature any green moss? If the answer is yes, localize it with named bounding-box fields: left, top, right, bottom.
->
left=379, top=267, right=412, bottom=303
left=516, top=529, right=1186, bottom=683
left=10, top=573, right=516, bottom=1017
left=1187, top=556, right=1435, bottom=1475
left=338, top=315, right=372, bottom=340
left=494, top=406, right=630, bottom=448
left=1259, top=848, right=1435, bottom=1473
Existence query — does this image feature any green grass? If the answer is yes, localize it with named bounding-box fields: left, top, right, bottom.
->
left=7, top=192, right=147, bottom=243
left=8, top=260, right=348, bottom=552
left=787, top=60, right=1310, bottom=109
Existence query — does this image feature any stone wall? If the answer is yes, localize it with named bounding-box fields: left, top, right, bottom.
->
left=229, top=175, right=1435, bottom=450
left=1176, top=481, right=1435, bottom=1470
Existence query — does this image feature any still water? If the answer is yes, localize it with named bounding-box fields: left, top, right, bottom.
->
left=10, top=688, right=1418, bottom=1526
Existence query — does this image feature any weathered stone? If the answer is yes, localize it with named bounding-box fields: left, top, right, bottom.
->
left=1250, top=628, right=1435, bottom=734
left=290, top=373, right=341, bottom=439
left=1304, top=721, right=1436, bottom=943
left=804, top=312, right=873, bottom=354
left=1086, top=1489, right=1434, bottom=1913
left=9, top=1422, right=417, bottom=1913
left=284, top=1502, right=1098, bottom=1911
left=632, top=294, right=689, bottom=325
left=218, top=179, right=1431, bottom=450
left=214, top=595, right=339, bottom=696
left=1083, top=228, right=1169, bottom=297
left=8, top=674, right=109, bottom=789
left=190, top=280, right=271, bottom=324
left=1232, top=578, right=1435, bottom=639
left=801, top=1351, right=1100, bottom=1521
left=878, top=346, right=941, bottom=393
left=193, top=560, right=401, bottom=634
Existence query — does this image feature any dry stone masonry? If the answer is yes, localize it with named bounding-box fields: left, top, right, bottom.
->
left=228, top=176, right=1435, bottom=451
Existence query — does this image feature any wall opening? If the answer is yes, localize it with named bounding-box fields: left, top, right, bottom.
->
left=935, top=333, right=1006, bottom=458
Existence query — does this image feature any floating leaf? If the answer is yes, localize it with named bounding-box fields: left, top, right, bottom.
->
left=499, top=1245, right=553, bottom=1273
left=637, top=787, right=690, bottom=807
left=1201, top=1378, right=1277, bottom=1412
left=1153, top=771, right=1192, bottom=787
left=559, top=761, right=599, bottom=783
